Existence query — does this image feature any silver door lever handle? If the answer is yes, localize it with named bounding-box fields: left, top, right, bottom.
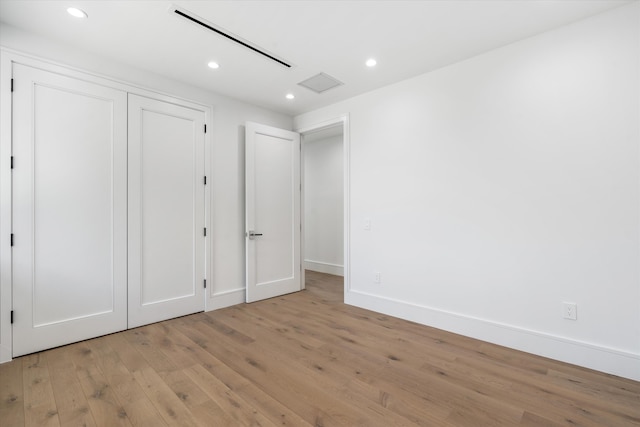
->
left=247, top=230, right=263, bottom=239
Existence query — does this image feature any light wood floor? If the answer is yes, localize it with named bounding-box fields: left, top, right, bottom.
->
left=1, top=271, right=639, bottom=426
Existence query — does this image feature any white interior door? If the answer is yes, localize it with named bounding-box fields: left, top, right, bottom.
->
left=12, top=64, right=128, bottom=356
left=128, top=94, right=206, bottom=328
left=245, top=122, right=301, bottom=302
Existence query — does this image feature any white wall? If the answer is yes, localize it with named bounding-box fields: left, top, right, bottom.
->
left=304, top=133, right=344, bottom=276
left=0, top=24, right=292, bottom=362
left=295, top=3, right=640, bottom=380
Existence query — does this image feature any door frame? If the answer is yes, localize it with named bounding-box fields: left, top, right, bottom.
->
left=296, top=115, right=350, bottom=295
left=0, top=50, right=15, bottom=363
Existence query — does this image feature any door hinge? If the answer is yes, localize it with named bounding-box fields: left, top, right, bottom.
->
left=10, top=310, right=14, bottom=324
left=204, top=227, right=207, bottom=237
left=204, top=279, right=207, bottom=289
left=204, top=176, right=207, bottom=185
left=10, top=156, right=14, bottom=169
left=10, top=234, right=14, bottom=247
left=204, top=124, right=207, bottom=133
left=11, top=78, right=14, bottom=92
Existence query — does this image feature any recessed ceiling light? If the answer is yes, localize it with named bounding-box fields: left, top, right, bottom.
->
left=286, top=93, right=295, bottom=100
left=366, top=58, right=377, bottom=67
left=207, top=61, right=220, bottom=69
left=67, top=7, right=88, bottom=19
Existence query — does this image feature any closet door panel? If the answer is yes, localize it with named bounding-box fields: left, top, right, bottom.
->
left=12, top=64, right=127, bottom=356
left=128, top=94, right=205, bottom=328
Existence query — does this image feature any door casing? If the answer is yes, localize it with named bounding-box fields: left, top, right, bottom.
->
left=245, top=116, right=350, bottom=302
left=296, top=116, right=350, bottom=295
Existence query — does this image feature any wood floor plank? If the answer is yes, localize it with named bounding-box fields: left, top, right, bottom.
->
left=546, top=367, right=640, bottom=406
left=102, top=333, right=150, bottom=374
left=230, top=304, right=326, bottom=349
left=87, top=334, right=170, bottom=427
left=198, top=311, right=441, bottom=426
left=119, top=399, right=169, bottom=427
left=87, top=336, right=149, bottom=405
left=519, top=410, right=566, bottom=427
left=68, top=340, right=133, bottom=426
left=158, top=368, right=239, bottom=427
left=105, top=334, right=202, bottom=426
left=173, top=318, right=347, bottom=426
left=132, top=366, right=200, bottom=427
left=45, top=346, right=96, bottom=426
left=21, top=353, right=60, bottom=427
left=225, top=302, right=449, bottom=425
left=189, top=400, right=237, bottom=427
left=121, top=328, right=178, bottom=375
left=5, top=270, right=640, bottom=426
left=0, top=359, right=25, bottom=426
left=159, top=369, right=210, bottom=410
left=165, top=321, right=312, bottom=427
left=184, top=364, right=278, bottom=427
left=147, top=322, right=200, bottom=371
left=455, top=352, right=640, bottom=426
left=244, top=299, right=462, bottom=421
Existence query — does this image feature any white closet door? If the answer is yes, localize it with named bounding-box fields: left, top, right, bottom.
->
left=12, top=64, right=128, bottom=356
left=128, top=94, right=206, bottom=328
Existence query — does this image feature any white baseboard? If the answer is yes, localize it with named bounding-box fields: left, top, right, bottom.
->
left=206, top=288, right=245, bottom=311
left=305, top=260, right=344, bottom=276
left=345, top=289, right=640, bottom=381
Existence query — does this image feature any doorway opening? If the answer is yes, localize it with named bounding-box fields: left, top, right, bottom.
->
left=299, top=117, right=349, bottom=296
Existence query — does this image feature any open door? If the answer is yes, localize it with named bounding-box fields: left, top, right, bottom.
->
left=245, top=122, right=301, bottom=302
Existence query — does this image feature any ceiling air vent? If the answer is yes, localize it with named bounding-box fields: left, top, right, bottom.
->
left=297, top=73, right=344, bottom=94
left=171, top=5, right=292, bottom=68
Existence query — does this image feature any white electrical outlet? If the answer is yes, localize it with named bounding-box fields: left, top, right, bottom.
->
left=364, top=218, right=371, bottom=231
left=563, top=302, right=577, bottom=320
left=374, top=272, right=381, bottom=283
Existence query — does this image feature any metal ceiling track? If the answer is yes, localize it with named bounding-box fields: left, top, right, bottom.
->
left=172, top=6, right=292, bottom=68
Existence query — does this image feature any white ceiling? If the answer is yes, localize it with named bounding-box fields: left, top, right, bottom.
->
left=0, top=0, right=631, bottom=116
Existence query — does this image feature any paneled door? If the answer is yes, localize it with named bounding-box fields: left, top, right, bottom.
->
left=245, top=122, right=301, bottom=302
left=12, top=64, right=128, bottom=356
left=128, top=94, right=206, bottom=328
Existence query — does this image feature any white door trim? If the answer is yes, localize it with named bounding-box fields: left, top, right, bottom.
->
left=0, top=50, right=14, bottom=363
